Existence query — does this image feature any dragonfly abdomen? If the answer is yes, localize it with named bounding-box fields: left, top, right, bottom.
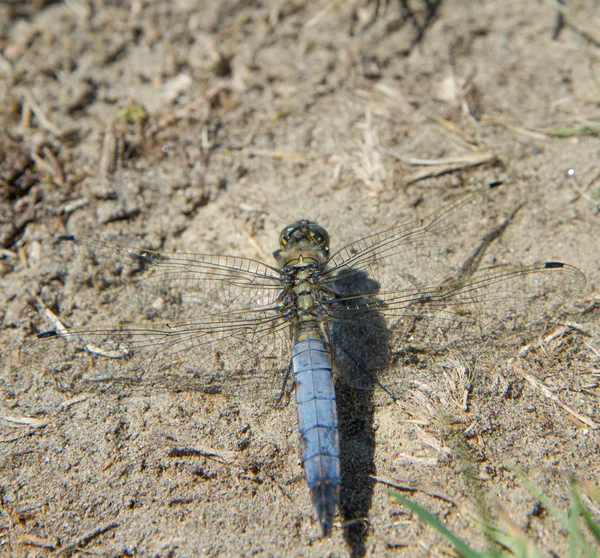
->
left=292, top=329, right=340, bottom=536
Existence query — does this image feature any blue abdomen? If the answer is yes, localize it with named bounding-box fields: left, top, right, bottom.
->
left=292, top=330, right=340, bottom=535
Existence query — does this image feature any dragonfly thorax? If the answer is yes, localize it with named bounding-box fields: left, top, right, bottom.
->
left=277, top=264, right=333, bottom=330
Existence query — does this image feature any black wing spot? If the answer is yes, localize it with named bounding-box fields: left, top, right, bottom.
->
left=37, top=330, right=59, bottom=339
left=139, top=250, right=162, bottom=264
left=544, top=262, right=565, bottom=269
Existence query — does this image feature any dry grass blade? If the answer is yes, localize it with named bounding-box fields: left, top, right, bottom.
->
left=249, top=149, right=305, bottom=160
left=380, top=148, right=496, bottom=184
left=0, top=415, right=49, bottom=428
left=481, top=116, right=550, bottom=140
left=522, top=373, right=598, bottom=429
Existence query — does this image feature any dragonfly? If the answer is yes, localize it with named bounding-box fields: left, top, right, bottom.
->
left=20, top=186, right=585, bottom=536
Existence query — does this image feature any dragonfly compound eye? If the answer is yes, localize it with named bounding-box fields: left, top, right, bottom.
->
left=279, top=220, right=330, bottom=252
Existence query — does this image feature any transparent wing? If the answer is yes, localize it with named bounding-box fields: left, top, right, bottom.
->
left=20, top=306, right=292, bottom=397
left=324, top=186, right=492, bottom=294
left=42, top=235, right=285, bottom=318
left=327, top=262, right=585, bottom=352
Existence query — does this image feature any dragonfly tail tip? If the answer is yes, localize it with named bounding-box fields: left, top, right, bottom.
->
left=311, top=482, right=339, bottom=537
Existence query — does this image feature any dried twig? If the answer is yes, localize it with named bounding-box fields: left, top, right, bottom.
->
left=551, top=0, right=600, bottom=46
left=31, top=146, right=66, bottom=186
left=58, top=522, right=119, bottom=556
left=22, top=91, right=62, bottom=136
left=371, top=475, right=457, bottom=505
left=99, top=127, right=120, bottom=176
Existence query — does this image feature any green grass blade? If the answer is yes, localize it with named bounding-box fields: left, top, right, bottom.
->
left=509, top=464, right=569, bottom=529
left=573, top=483, right=600, bottom=544
left=389, top=489, right=483, bottom=558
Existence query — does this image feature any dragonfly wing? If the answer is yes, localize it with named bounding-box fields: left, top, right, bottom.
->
left=39, top=235, right=284, bottom=318
left=328, top=262, right=585, bottom=352
left=324, top=187, right=494, bottom=294
left=20, top=306, right=292, bottom=398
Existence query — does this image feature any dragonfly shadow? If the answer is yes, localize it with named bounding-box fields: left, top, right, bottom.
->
left=331, top=270, right=390, bottom=555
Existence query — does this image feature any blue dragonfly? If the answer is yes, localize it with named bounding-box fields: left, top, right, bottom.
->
left=20, top=186, right=585, bottom=535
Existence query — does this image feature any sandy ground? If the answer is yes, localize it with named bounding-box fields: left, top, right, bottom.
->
left=1, top=1, right=599, bottom=556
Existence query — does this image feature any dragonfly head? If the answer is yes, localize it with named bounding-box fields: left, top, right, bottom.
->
left=275, top=220, right=330, bottom=266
